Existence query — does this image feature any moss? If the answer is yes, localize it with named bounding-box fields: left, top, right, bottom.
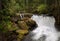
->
left=16, top=30, right=28, bottom=35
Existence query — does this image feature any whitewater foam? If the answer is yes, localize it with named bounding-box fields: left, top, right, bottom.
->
left=31, top=15, right=59, bottom=41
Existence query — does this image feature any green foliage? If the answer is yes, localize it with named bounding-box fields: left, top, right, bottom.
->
left=37, top=4, right=48, bottom=14
left=0, top=0, right=20, bottom=32
left=6, top=21, right=18, bottom=31
left=0, top=0, right=49, bottom=14
left=0, top=0, right=20, bottom=15
left=0, top=21, right=8, bottom=33
left=0, top=21, right=18, bottom=33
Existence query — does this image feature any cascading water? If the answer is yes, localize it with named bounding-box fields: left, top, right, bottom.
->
left=22, top=14, right=60, bottom=41
left=31, top=15, right=59, bottom=41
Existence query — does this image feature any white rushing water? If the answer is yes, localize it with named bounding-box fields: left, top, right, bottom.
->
left=31, top=15, right=59, bottom=41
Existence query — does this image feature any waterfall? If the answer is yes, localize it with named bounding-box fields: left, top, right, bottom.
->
left=22, top=15, right=60, bottom=41
left=31, top=15, right=59, bottom=41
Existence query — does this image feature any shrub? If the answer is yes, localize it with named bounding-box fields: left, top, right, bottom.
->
left=37, top=4, right=48, bottom=14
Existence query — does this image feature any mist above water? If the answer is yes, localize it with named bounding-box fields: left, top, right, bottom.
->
left=31, top=15, right=59, bottom=41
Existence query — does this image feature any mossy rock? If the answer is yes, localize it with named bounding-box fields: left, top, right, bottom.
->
left=16, top=30, right=28, bottom=35
left=18, top=21, right=29, bottom=30
left=16, top=30, right=28, bottom=41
